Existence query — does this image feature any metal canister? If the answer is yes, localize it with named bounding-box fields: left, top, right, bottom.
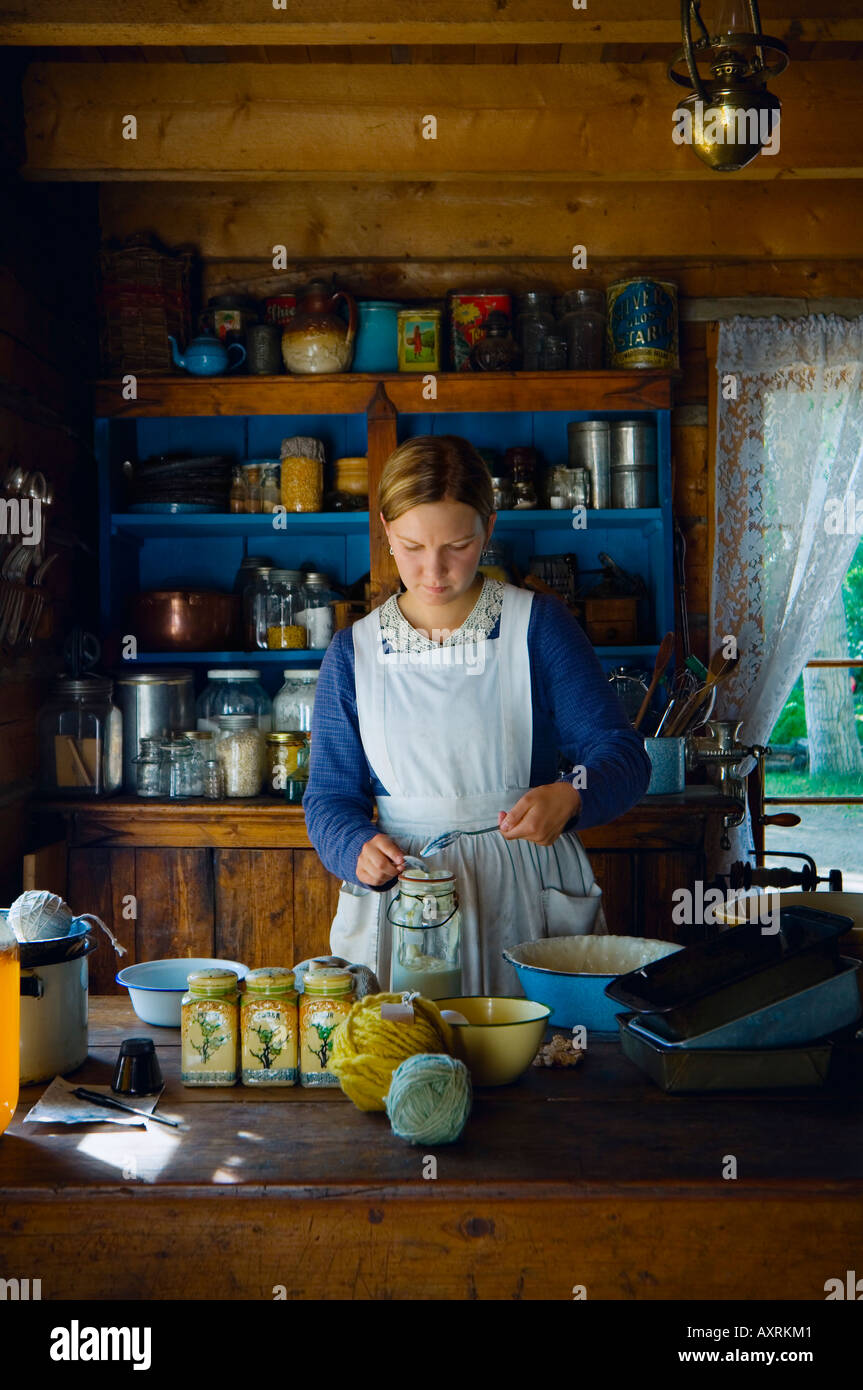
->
left=113, top=668, right=195, bottom=791
left=567, top=420, right=610, bottom=509
left=397, top=308, right=441, bottom=372
left=606, top=278, right=678, bottom=370
left=610, top=419, right=658, bottom=508
left=247, top=323, right=282, bottom=374
left=447, top=290, right=513, bottom=372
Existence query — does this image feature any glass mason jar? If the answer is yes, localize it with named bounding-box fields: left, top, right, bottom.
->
left=216, top=715, right=264, bottom=797
left=181, top=968, right=240, bottom=1087
left=37, top=675, right=123, bottom=797
left=159, top=736, right=204, bottom=798
left=469, top=310, right=519, bottom=371
left=490, top=476, right=513, bottom=510
left=478, top=539, right=510, bottom=583
left=229, top=465, right=245, bottom=514
left=242, top=568, right=275, bottom=650
left=242, top=461, right=262, bottom=514
left=264, top=732, right=309, bottom=802
left=241, top=968, right=298, bottom=1086
left=273, top=668, right=319, bottom=732
left=540, top=333, right=567, bottom=371
left=260, top=462, right=281, bottom=513
left=299, top=967, right=355, bottom=1087
left=296, top=571, right=338, bottom=650
left=515, top=290, right=556, bottom=371
left=387, top=870, right=462, bottom=1001
left=0, top=908, right=20, bottom=1136
left=559, top=288, right=605, bottom=370
left=265, top=569, right=308, bottom=650
left=134, top=736, right=163, bottom=797
left=196, top=669, right=272, bottom=733
left=505, top=446, right=538, bottom=510
left=280, top=438, right=325, bottom=513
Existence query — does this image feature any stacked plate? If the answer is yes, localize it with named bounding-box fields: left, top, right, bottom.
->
left=127, top=455, right=233, bottom=512
left=605, top=906, right=861, bottom=1092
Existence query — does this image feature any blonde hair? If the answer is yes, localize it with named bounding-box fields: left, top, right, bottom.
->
left=379, top=435, right=494, bottom=525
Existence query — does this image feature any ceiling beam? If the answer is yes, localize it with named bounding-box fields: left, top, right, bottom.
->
left=2, top=1, right=863, bottom=48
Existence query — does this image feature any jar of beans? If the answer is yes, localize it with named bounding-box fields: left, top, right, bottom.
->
left=215, top=715, right=264, bottom=797
left=265, top=570, right=308, bottom=650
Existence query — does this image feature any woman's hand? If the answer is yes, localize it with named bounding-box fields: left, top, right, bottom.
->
left=356, top=833, right=405, bottom=887
left=498, top=783, right=582, bottom=847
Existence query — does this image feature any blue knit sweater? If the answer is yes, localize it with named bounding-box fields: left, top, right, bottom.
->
left=304, top=590, right=652, bottom=888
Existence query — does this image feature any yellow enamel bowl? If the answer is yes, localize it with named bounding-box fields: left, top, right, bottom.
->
left=435, top=996, right=551, bottom=1086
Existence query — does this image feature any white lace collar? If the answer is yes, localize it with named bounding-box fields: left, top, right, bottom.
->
left=379, top=576, right=505, bottom=653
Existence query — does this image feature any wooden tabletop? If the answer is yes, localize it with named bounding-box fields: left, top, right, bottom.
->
left=4, top=997, right=862, bottom=1195
left=3, top=998, right=861, bottom=1300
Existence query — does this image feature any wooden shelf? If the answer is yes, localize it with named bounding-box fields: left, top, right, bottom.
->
left=94, top=370, right=675, bottom=419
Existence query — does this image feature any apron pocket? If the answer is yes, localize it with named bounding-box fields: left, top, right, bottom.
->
left=540, top=882, right=602, bottom=937
left=329, top=881, right=383, bottom=972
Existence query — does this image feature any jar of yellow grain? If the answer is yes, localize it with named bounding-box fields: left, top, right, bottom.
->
left=279, top=436, right=325, bottom=512
left=241, top=968, right=298, bottom=1086
left=265, top=569, right=307, bottom=650
left=299, top=967, right=355, bottom=1087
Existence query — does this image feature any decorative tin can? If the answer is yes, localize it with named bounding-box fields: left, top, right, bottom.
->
left=606, top=279, right=678, bottom=370
left=299, top=968, right=355, bottom=1087
left=264, top=294, right=298, bottom=326
left=241, top=968, right=298, bottom=1085
left=397, top=308, right=441, bottom=372
left=448, top=290, right=513, bottom=372
left=181, top=968, right=239, bottom=1086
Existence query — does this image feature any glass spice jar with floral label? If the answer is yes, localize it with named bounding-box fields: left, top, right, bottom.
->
left=181, top=968, right=240, bottom=1086
left=241, top=968, right=298, bottom=1086
left=299, top=968, right=355, bottom=1087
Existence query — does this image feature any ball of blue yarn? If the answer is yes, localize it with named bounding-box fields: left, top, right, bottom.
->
left=386, top=1053, right=472, bottom=1145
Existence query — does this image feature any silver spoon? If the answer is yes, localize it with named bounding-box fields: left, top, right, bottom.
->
left=402, top=826, right=500, bottom=869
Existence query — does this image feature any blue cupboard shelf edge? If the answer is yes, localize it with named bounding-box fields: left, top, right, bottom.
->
left=110, top=508, right=662, bottom=538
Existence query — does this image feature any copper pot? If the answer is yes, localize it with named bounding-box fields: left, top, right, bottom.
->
left=132, top=591, right=237, bottom=651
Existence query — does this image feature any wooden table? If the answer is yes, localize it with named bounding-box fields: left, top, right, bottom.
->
left=2, top=998, right=861, bottom=1301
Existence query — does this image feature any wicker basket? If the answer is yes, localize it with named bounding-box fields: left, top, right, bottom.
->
left=99, top=236, right=194, bottom=376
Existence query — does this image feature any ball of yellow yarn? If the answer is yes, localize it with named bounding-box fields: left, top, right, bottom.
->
left=330, top=992, right=455, bottom=1111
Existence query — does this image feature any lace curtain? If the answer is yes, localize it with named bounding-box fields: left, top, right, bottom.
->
left=708, top=314, right=863, bottom=873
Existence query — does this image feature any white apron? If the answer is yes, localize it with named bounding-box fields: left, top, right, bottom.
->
left=329, top=583, right=603, bottom=996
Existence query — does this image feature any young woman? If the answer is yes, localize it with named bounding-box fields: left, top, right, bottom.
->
left=304, top=435, right=651, bottom=995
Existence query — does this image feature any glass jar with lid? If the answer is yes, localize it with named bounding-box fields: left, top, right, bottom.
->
left=297, top=572, right=338, bottom=650
left=387, top=868, right=462, bottom=1000
left=260, top=462, right=281, bottom=513
left=469, top=310, right=519, bottom=371
left=266, top=570, right=308, bottom=650
left=490, top=476, right=513, bottom=510
left=134, top=736, right=163, bottom=797
left=215, top=715, right=264, bottom=797
left=158, top=735, right=204, bottom=798
left=329, top=456, right=368, bottom=511
left=505, top=446, right=539, bottom=510
left=264, top=731, right=309, bottom=802
left=299, top=967, right=355, bottom=1087
left=559, top=288, right=605, bottom=370
left=478, top=539, right=510, bottom=583
left=241, top=461, right=262, bottom=514
left=196, top=669, right=272, bottom=733
left=37, top=675, right=123, bottom=797
left=242, top=568, right=275, bottom=650
left=516, top=290, right=556, bottom=371
left=540, top=333, right=567, bottom=371
left=280, top=436, right=325, bottom=513
left=273, top=668, right=319, bottom=732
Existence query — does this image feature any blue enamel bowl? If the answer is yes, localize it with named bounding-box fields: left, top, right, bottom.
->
left=116, top=957, right=249, bottom=1026
left=503, top=936, right=683, bottom=1035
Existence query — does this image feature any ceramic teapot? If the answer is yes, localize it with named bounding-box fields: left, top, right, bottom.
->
left=280, top=281, right=358, bottom=375
left=169, top=334, right=246, bottom=376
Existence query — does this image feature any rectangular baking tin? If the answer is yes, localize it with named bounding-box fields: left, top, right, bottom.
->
left=618, top=1015, right=833, bottom=1093
left=629, top=957, right=861, bottom=1049
left=605, top=906, right=853, bottom=1018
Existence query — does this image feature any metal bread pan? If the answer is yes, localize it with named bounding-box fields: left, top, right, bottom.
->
left=618, top=1014, right=833, bottom=1093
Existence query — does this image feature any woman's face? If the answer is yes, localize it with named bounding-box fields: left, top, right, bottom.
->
left=383, top=499, right=494, bottom=607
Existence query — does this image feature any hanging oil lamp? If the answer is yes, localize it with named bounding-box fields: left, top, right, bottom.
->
left=668, top=1, right=789, bottom=172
